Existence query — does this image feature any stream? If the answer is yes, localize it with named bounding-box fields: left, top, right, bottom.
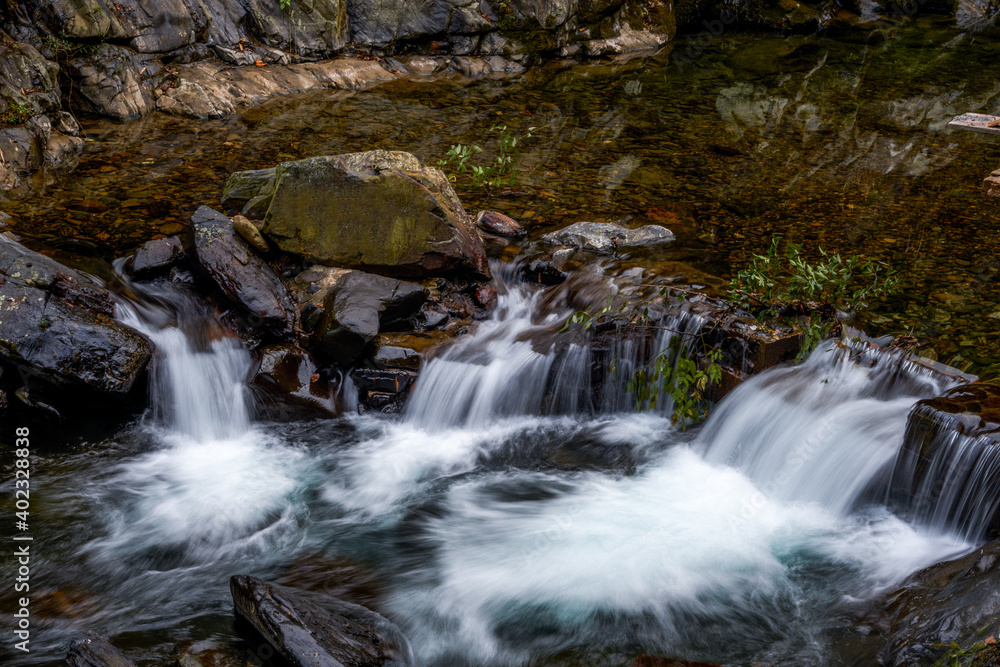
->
left=3, top=17, right=1000, bottom=667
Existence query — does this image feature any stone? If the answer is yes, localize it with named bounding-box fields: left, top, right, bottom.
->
left=315, top=271, right=427, bottom=365
left=124, top=236, right=182, bottom=279
left=583, top=25, right=669, bottom=56
left=66, top=632, right=136, bottom=667
left=542, top=221, right=675, bottom=253
left=519, top=258, right=567, bottom=285
left=0, top=234, right=152, bottom=396
left=65, top=45, right=156, bottom=120
left=475, top=210, right=525, bottom=237
left=632, top=657, right=722, bottom=667
left=262, top=150, right=489, bottom=278
left=221, top=168, right=276, bottom=213
left=877, top=538, right=1000, bottom=666
left=186, top=206, right=296, bottom=332
left=232, top=214, right=269, bottom=253
left=984, top=171, right=1000, bottom=198
left=350, top=367, right=417, bottom=393
left=251, top=344, right=339, bottom=419
left=241, top=0, right=349, bottom=58
left=373, top=344, right=422, bottom=370
left=0, top=42, right=61, bottom=116
left=229, top=574, right=412, bottom=667
left=210, top=45, right=257, bottom=67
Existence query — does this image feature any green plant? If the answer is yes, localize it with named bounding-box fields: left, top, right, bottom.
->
left=933, top=639, right=1000, bottom=666
left=0, top=102, right=32, bottom=126
left=437, top=123, right=536, bottom=196
left=279, top=0, right=291, bottom=10
left=728, top=235, right=900, bottom=359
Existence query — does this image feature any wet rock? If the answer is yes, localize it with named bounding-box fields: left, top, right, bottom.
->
left=632, top=656, right=722, bottom=667
left=232, top=214, right=269, bottom=253
left=474, top=284, right=497, bottom=308
left=250, top=343, right=339, bottom=419
left=877, top=538, right=1000, bottom=666
left=260, top=150, right=490, bottom=278
left=221, top=167, right=276, bottom=213
left=350, top=367, right=417, bottom=393
left=0, top=42, right=61, bottom=116
left=186, top=206, right=296, bottom=333
left=584, top=25, right=670, bottom=56
left=520, top=258, right=568, bottom=285
left=475, top=210, right=525, bottom=237
left=373, top=344, right=422, bottom=370
left=984, top=168, right=1000, bottom=198
left=124, top=236, right=182, bottom=279
left=241, top=0, right=349, bottom=57
left=543, top=221, right=675, bottom=253
left=0, top=234, right=152, bottom=396
left=229, top=574, right=412, bottom=667
left=45, top=130, right=85, bottom=167
left=65, top=631, right=136, bottom=667
left=210, top=45, right=258, bottom=67
left=314, top=270, right=427, bottom=365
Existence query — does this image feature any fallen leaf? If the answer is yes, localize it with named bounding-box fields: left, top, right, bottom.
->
left=255, top=60, right=266, bottom=67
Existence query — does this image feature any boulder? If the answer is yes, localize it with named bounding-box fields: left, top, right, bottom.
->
left=65, top=632, right=136, bottom=667
left=221, top=168, right=276, bottom=213
left=124, top=236, right=182, bottom=279
left=878, top=539, right=1000, bottom=666
left=65, top=45, right=158, bottom=120
left=0, top=234, right=152, bottom=396
left=250, top=343, right=339, bottom=419
left=229, top=574, right=412, bottom=667
left=186, top=206, right=296, bottom=332
left=314, top=270, right=427, bottom=365
left=475, top=210, right=525, bottom=237
left=542, top=221, right=675, bottom=253
left=259, top=151, right=490, bottom=278
left=241, top=0, right=349, bottom=57
left=373, top=344, right=422, bottom=370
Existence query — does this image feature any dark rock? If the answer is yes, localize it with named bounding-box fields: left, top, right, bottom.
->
left=474, top=210, right=525, bottom=237
left=186, top=206, right=296, bottom=333
left=65, top=45, right=158, bottom=120
left=520, top=259, right=568, bottom=286
left=350, top=367, right=417, bottom=393
left=877, top=539, right=1000, bottom=666
left=260, top=151, right=490, bottom=279
left=632, top=656, right=722, bottom=667
left=66, top=632, right=136, bottom=667
left=221, top=168, right=276, bottom=213
left=543, top=221, right=675, bottom=253
left=474, top=285, right=497, bottom=309
left=362, top=390, right=405, bottom=413
left=240, top=0, right=349, bottom=58
left=373, top=344, right=422, bottom=370
left=0, top=234, right=152, bottom=396
left=347, top=0, right=490, bottom=47
left=415, top=304, right=449, bottom=330
left=229, top=574, right=412, bottom=667
left=315, top=271, right=427, bottom=365
left=124, top=236, right=182, bottom=279
left=251, top=344, right=339, bottom=420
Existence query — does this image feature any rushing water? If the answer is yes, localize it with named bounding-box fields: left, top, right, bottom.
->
left=1, top=268, right=982, bottom=666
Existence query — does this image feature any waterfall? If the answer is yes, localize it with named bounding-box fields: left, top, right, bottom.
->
left=116, top=284, right=252, bottom=441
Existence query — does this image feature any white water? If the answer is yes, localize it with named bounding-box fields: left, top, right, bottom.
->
left=66, top=275, right=976, bottom=665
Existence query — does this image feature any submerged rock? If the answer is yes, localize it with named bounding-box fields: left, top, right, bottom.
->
left=186, top=206, right=296, bottom=333
left=0, top=234, right=152, bottom=397
left=65, top=632, right=136, bottom=667
left=314, top=270, right=427, bottom=365
left=475, top=210, right=525, bottom=237
left=230, top=574, right=412, bottom=667
left=258, top=150, right=490, bottom=278
left=543, top=221, right=675, bottom=253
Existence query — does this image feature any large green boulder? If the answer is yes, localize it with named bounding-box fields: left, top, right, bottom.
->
left=258, top=150, right=490, bottom=279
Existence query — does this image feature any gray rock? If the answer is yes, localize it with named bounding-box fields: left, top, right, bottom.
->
left=124, top=236, right=182, bottom=279
left=65, top=45, right=157, bottom=120
left=52, top=111, right=81, bottom=137
left=186, top=206, right=295, bottom=332
left=210, top=45, right=257, bottom=66
left=542, top=221, right=675, bottom=253
left=315, top=271, right=427, bottom=366
left=230, top=574, right=412, bottom=667
left=0, top=227, right=151, bottom=396
left=66, top=632, right=136, bottom=667
left=241, top=0, right=349, bottom=57
left=261, top=150, right=489, bottom=278
left=347, top=0, right=490, bottom=47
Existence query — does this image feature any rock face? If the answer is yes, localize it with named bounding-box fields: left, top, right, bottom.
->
left=543, top=221, right=675, bottom=253
left=347, top=0, right=491, bottom=46
left=259, top=151, right=490, bottom=278
left=65, top=632, right=137, bottom=667
left=877, top=539, right=1000, bottom=666
left=0, top=234, right=152, bottom=397
left=186, top=206, right=296, bottom=333
left=230, top=574, right=412, bottom=667
left=314, top=270, right=427, bottom=365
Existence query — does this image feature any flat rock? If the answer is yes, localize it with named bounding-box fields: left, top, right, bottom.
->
left=186, top=206, right=296, bottom=332
left=543, top=221, right=675, bottom=253
left=230, top=574, right=411, bottom=667
left=260, top=150, right=489, bottom=278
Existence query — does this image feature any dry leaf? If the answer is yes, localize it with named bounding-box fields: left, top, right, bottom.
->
left=255, top=60, right=266, bottom=67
